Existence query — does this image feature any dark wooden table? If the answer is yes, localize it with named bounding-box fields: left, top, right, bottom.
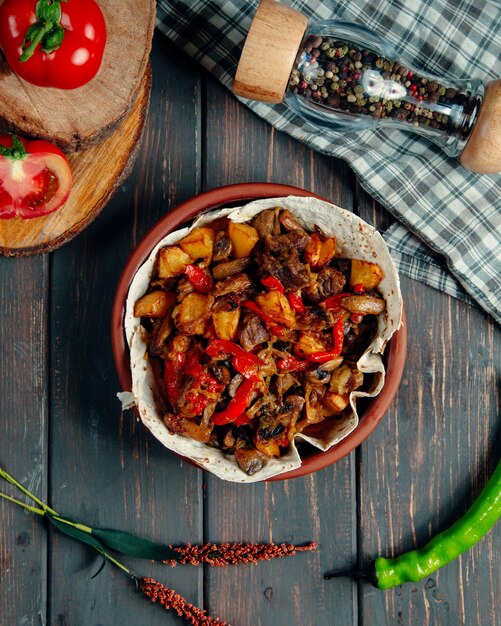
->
left=1, top=34, right=499, bottom=626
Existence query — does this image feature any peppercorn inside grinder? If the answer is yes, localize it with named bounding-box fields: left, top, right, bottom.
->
left=233, top=0, right=501, bottom=174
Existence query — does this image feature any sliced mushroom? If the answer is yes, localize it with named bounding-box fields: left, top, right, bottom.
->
left=340, top=295, right=386, bottom=315
left=149, top=314, right=173, bottom=356
left=234, top=445, right=267, bottom=476
left=278, top=209, right=307, bottom=235
left=213, top=258, right=251, bottom=280
left=213, top=232, right=232, bottom=262
left=251, top=209, right=275, bottom=238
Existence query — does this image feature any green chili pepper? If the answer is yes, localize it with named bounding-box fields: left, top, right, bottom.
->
left=325, top=458, right=501, bottom=589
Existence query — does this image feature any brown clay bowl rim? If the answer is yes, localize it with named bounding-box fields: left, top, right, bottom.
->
left=111, top=182, right=407, bottom=481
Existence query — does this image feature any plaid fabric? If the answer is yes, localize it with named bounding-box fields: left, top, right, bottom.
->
left=156, top=0, right=501, bottom=324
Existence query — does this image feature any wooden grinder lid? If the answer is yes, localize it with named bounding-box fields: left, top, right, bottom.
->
left=233, top=0, right=308, bottom=103
left=460, top=79, right=501, bottom=174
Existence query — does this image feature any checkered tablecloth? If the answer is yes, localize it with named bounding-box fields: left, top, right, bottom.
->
left=157, top=0, right=501, bottom=323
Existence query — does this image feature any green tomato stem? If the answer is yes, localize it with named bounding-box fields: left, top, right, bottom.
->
left=375, top=458, right=501, bottom=589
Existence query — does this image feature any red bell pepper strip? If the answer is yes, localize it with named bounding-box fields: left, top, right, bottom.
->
left=277, top=356, right=311, bottom=372
left=184, top=264, right=214, bottom=294
left=242, top=300, right=285, bottom=337
left=261, top=276, right=285, bottom=293
left=212, top=377, right=259, bottom=425
left=287, top=292, right=305, bottom=313
left=332, top=317, right=344, bottom=356
left=163, top=360, right=181, bottom=406
left=306, top=350, right=342, bottom=364
left=353, top=283, right=366, bottom=294
left=206, top=339, right=263, bottom=379
left=233, top=413, right=251, bottom=427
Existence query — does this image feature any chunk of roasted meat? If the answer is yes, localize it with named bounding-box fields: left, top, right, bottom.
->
left=254, top=230, right=311, bottom=291
left=303, top=266, right=346, bottom=303
left=239, top=313, right=270, bottom=351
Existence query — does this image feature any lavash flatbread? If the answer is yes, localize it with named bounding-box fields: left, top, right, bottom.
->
left=123, top=196, right=402, bottom=482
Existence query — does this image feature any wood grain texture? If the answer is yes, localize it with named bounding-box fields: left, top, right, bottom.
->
left=47, top=35, right=203, bottom=625
left=0, top=66, right=151, bottom=257
left=356, top=191, right=501, bottom=626
left=0, top=254, right=48, bottom=626
left=0, top=0, right=156, bottom=151
left=203, top=73, right=358, bottom=626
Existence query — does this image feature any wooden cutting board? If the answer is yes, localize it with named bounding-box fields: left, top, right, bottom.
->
left=0, top=67, right=151, bottom=257
left=0, top=0, right=156, bottom=151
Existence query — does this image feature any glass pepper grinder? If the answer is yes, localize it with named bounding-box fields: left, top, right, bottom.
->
left=233, top=0, right=501, bottom=174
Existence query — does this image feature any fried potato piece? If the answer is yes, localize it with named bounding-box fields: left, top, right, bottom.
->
left=212, top=309, right=240, bottom=340
left=228, top=222, right=259, bottom=258
left=350, top=259, right=384, bottom=290
left=173, top=293, right=212, bottom=335
left=134, top=291, right=177, bottom=318
left=158, top=246, right=192, bottom=278
left=304, top=233, right=336, bottom=269
left=294, top=332, right=327, bottom=357
left=329, top=364, right=364, bottom=395
left=323, top=392, right=350, bottom=414
left=180, top=227, right=215, bottom=261
left=256, top=291, right=296, bottom=328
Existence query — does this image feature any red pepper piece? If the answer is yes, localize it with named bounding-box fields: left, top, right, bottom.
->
left=261, top=276, right=285, bottom=293
left=212, top=377, right=259, bottom=425
left=233, top=413, right=251, bottom=427
left=182, top=370, right=223, bottom=416
left=163, top=360, right=181, bottom=406
left=206, top=339, right=263, bottom=379
left=320, top=292, right=352, bottom=310
left=184, top=264, right=214, bottom=294
left=307, top=319, right=344, bottom=364
left=332, top=317, right=344, bottom=356
left=287, top=292, right=305, bottom=313
left=183, top=348, right=204, bottom=377
left=242, top=300, right=285, bottom=337
left=306, top=350, right=342, bottom=364
left=206, top=339, right=260, bottom=364
left=277, top=356, right=311, bottom=373
left=351, top=313, right=364, bottom=324
left=353, top=283, right=365, bottom=294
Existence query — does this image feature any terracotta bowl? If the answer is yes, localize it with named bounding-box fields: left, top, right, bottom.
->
left=111, top=183, right=407, bottom=481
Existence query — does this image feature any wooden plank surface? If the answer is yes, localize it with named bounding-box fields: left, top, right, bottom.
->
left=0, top=33, right=499, bottom=626
left=0, top=255, right=48, bottom=626
left=356, top=190, right=501, bottom=626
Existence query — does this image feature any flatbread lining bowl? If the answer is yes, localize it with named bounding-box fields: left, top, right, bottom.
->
left=123, top=196, right=403, bottom=483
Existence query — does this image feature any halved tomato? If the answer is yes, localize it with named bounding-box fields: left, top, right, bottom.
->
left=0, top=135, right=72, bottom=219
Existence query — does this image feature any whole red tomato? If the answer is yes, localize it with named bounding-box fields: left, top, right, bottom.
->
left=0, top=0, right=106, bottom=89
left=0, top=134, right=72, bottom=219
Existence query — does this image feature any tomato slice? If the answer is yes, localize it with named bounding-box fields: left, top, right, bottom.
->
left=0, top=151, right=72, bottom=220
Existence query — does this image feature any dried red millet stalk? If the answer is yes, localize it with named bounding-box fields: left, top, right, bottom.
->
left=165, top=541, right=318, bottom=567
left=140, top=577, right=229, bottom=626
